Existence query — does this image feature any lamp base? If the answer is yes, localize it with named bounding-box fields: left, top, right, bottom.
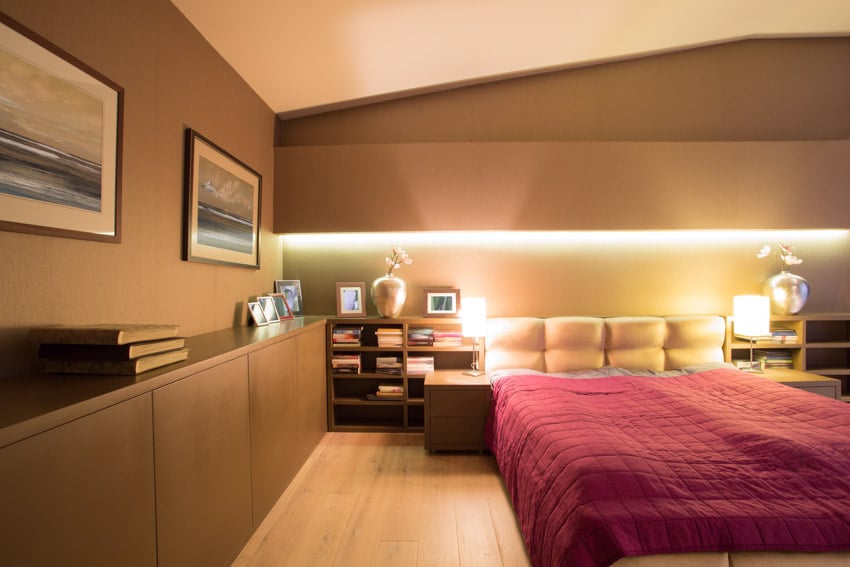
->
left=463, top=370, right=486, bottom=377
left=735, top=360, right=764, bottom=373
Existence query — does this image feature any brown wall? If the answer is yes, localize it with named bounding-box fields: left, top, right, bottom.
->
left=275, top=38, right=850, bottom=318
left=0, top=0, right=278, bottom=378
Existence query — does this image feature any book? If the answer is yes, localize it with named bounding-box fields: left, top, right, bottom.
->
left=29, top=324, right=180, bottom=345
left=38, top=337, right=187, bottom=360
left=44, top=348, right=190, bottom=375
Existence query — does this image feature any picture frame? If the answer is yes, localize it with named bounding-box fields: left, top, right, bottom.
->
left=183, top=128, right=261, bottom=269
left=336, top=282, right=366, bottom=318
left=248, top=301, right=268, bottom=326
left=274, top=279, right=304, bottom=316
left=424, top=288, right=461, bottom=317
left=258, top=295, right=280, bottom=324
left=268, top=293, right=294, bottom=321
left=0, top=13, right=123, bottom=243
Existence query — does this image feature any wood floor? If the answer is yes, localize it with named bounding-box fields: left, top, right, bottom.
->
left=232, top=432, right=531, bottom=567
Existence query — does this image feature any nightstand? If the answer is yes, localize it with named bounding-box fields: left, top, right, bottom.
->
left=762, top=368, right=842, bottom=400
left=424, top=370, right=492, bottom=452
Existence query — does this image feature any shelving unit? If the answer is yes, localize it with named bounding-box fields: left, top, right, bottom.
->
left=326, top=317, right=475, bottom=432
left=725, top=313, right=850, bottom=401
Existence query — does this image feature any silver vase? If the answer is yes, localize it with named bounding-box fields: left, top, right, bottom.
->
left=764, top=271, right=809, bottom=315
left=371, top=273, right=407, bottom=318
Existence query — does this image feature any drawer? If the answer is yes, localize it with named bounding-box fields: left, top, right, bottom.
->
left=429, top=417, right=486, bottom=447
left=430, top=389, right=489, bottom=417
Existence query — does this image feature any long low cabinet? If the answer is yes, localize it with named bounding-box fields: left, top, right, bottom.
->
left=0, top=319, right=327, bottom=567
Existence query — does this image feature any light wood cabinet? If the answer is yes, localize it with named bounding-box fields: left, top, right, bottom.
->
left=0, top=394, right=157, bottom=567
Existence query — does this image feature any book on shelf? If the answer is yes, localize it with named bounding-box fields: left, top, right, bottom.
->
left=365, top=391, right=404, bottom=401
left=432, top=330, right=463, bottom=347
left=753, top=350, right=794, bottom=369
left=38, top=337, right=187, bottom=361
left=332, top=326, right=363, bottom=346
left=29, top=323, right=180, bottom=345
left=378, top=383, right=403, bottom=393
left=375, top=327, right=403, bottom=347
left=407, top=327, right=435, bottom=346
left=44, top=348, right=190, bottom=375
left=332, top=353, right=362, bottom=373
left=375, top=356, right=402, bottom=375
left=407, top=355, right=435, bottom=376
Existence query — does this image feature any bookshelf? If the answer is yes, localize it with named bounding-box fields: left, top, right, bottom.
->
left=725, top=313, right=850, bottom=401
left=326, top=317, right=475, bottom=432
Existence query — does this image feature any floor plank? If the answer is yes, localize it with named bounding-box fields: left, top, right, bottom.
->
left=232, top=432, right=531, bottom=567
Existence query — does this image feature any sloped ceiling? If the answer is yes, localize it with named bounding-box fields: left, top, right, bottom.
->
left=170, top=0, right=850, bottom=117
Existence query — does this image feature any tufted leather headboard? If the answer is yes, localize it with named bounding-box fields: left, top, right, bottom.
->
left=484, top=316, right=726, bottom=372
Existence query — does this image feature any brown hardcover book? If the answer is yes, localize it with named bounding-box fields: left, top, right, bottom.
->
left=38, top=337, right=187, bottom=360
left=44, top=348, right=190, bottom=375
left=28, top=324, right=179, bottom=345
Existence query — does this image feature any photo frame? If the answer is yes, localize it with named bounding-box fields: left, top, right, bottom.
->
left=268, top=293, right=294, bottom=321
left=0, top=13, right=123, bottom=242
left=248, top=301, right=268, bottom=326
left=424, top=288, right=461, bottom=317
left=336, top=282, right=366, bottom=318
left=258, top=295, right=280, bottom=324
left=274, top=280, right=304, bottom=316
left=183, top=128, right=261, bottom=268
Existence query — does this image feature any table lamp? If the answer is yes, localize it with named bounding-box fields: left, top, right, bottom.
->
left=461, top=297, right=487, bottom=376
left=733, top=295, right=770, bottom=372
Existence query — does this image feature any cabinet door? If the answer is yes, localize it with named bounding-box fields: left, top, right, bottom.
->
left=296, top=324, right=327, bottom=457
left=154, top=357, right=252, bottom=567
left=248, top=336, right=298, bottom=524
left=0, top=394, right=156, bottom=567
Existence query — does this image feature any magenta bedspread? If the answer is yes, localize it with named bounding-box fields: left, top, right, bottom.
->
left=485, top=368, right=850, bottom=567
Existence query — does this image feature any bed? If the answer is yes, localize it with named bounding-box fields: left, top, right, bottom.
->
left=483, top=316, right=850, bottom=567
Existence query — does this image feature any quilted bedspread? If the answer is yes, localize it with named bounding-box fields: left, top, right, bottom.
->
left=485, top=368, right=850, bottom=567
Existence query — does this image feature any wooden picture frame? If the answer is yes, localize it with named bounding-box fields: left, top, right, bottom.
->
left=248, top=301, right=268, bottom=326
left=424, top=288, right=461, bottom=317
left=268, top=293, right=294, bottom=321
left=274, top=279, right=304, bottom=316
left=258, top=295, right=280, bottom=324
left=183, top=128, right=261, bottom=268
left=0, top=13, right=123, bottom=242
left=336, top=282, right=366, bottom=317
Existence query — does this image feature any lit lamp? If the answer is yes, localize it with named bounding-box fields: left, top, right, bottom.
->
left=461, top=297, right=487, bottom=376
left=733, top=295, right=770, bottom=372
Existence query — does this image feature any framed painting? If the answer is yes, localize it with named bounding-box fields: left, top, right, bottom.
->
left=336, top=282, right=366, bottom=317
left=268, top=293, right=294, bottom=321
left=183, top=128, right=261, bottom=268
left=424, top=288, right=461, bottom=317
left=0, top=13, right=123, bottom=242
left=248, top=301, right=268, bottom=326
left=258, top=295, right=280, bottom=324
left=274, top=279, right=304, bottom=316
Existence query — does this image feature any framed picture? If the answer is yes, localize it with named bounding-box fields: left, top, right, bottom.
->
left=336, top=282, right=366, bottom=317
left=268, top=293, right=294, bottom=321
left=248, top=301, right=268, bottom=326
left=183, top=128, right=261, bottom=268
left=424, top=288, right=461, bottom=317
left=0, top=13, right=123, bottom=242
left=274, top=279, right=304, bottom=316
left=258, top=295, right=280, bottom=324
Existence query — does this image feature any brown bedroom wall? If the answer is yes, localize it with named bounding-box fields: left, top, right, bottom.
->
left=275, top=38, right=850, bottom=318
left=0, top=0, right=278, bottom=378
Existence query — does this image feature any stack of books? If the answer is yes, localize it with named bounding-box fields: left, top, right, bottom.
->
left=29, top=324, right=188, bottom=375
left=433, top=330, right=463, bottom=347
left=376, top=327, right=403, bottom=347
left=366, top=383, right=404, bottom=401
left=407, top=355, right=435, bottom=376
left=375, top=356, right=402, bottom=375
left=332, top=326, right=362, bottom=347
left=407, top=327, right=435, bottom=346
left=331, top=353, right=362, bottom=374
left=754, top=349, right=794, bottom=369
left=768, top=328, right=799, bottom=344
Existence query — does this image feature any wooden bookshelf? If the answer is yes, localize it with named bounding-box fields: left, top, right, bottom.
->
left=327, top=317, right=475, bottom=432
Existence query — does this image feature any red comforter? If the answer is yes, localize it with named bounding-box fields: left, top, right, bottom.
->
left=485, top=368, right=850, bottom=567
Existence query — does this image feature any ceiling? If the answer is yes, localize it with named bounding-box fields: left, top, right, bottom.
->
left=170, top=0, right=850, bottom=118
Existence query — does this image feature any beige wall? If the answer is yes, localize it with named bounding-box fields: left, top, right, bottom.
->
left=0, top=0, right=278, bottom=378
left=275, top=38, right=850, bottom=318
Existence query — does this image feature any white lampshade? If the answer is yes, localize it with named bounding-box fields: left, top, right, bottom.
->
left=733, top=295, right=770, bottom=338
left=461, top=297, right=487, bottom=338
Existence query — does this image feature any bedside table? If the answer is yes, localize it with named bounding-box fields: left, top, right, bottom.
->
left=762, top=368, right=842, bottom=400
left=424, top=370, right=492, bottom=452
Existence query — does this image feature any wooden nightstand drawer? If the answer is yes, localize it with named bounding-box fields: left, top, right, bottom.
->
left=430, top=417, right=487, bottom=447
left=430, top=390, right=489, bottom=417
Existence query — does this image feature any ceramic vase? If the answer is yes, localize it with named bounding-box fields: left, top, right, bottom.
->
left=371, top=273, right=407, bottom=318
left=764, top=271, right=809, bottom=315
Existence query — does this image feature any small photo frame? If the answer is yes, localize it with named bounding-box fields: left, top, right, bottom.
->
left=258, top=295, right=280, bottom=324
left=274, top=280, right=304, bottom=316
left=268, top=293, right=294, bottom=320
left=248, top=301, right=268, bottom=326
left=424, top=288, right=460, bottom=317
left=336, top=282, right=366, bottom=317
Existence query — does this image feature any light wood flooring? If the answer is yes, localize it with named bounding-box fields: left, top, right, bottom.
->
left=232, top=432, right=531, bottom=567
